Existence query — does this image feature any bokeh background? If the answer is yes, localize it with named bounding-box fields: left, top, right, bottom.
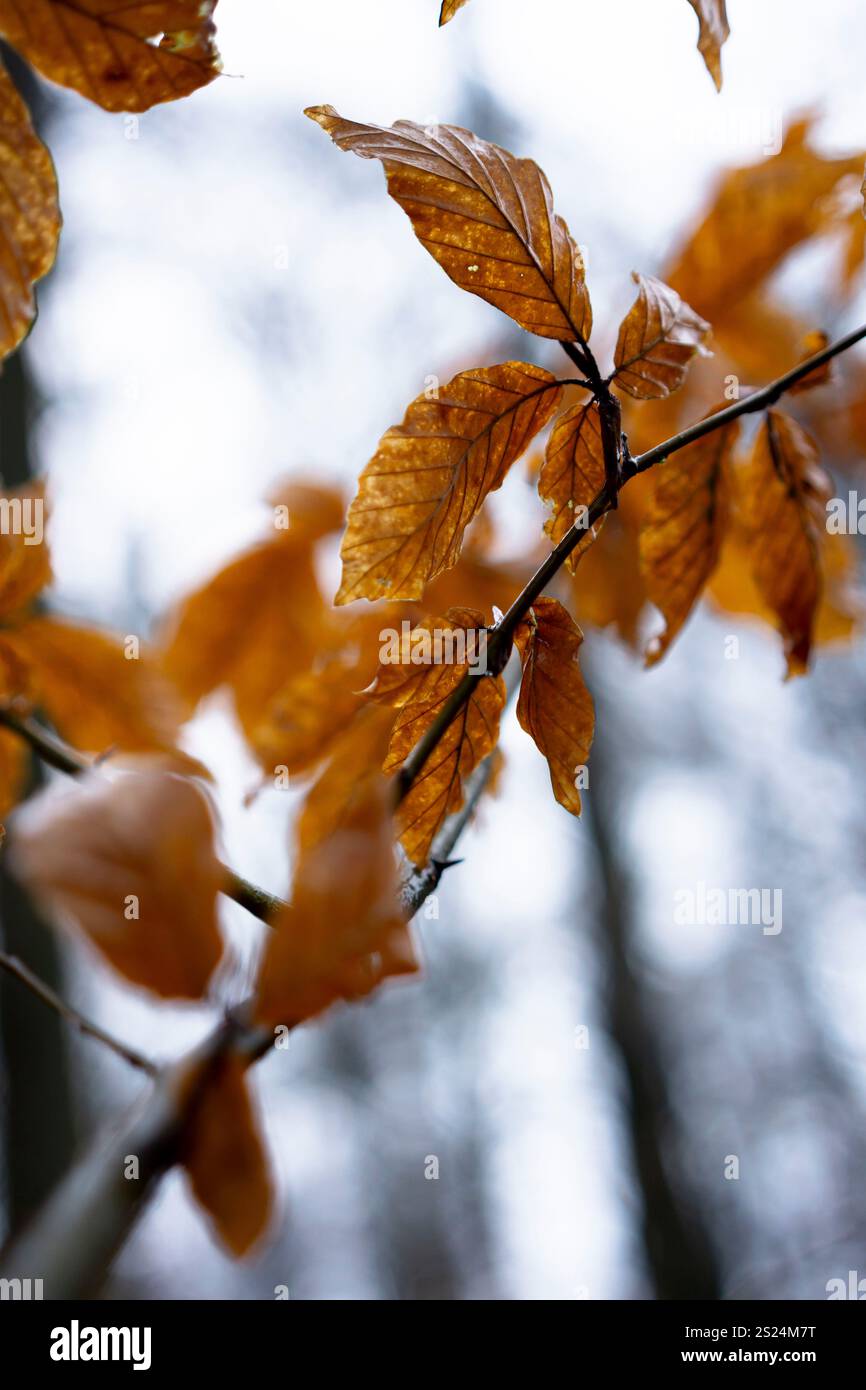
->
left=2, top=0, right=866, bottom=1299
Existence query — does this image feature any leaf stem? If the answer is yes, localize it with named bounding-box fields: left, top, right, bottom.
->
left=633, top=321, right=866, bottom=475
left=398, top=319, right=866, bottom=801
left=0, top=706, right=286, bottom=925
left=0, top=948, right=157, bottom=1074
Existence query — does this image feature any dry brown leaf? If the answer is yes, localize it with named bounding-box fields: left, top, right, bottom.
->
left=0, top=70, right=59, bottom=363
left=439, top=0, right=471, bottom=22
left=739, top=410, right=832, bottom=677
left=567, top=484, right=649, bottom=647
left=0, top=485, right=51, bottom=618
left=613, top=273, right=711, bottom=400
left=307, top=105, right=592, bottom=343
left=368, top=606, right=481, bottom=709
left=0, top=1, right=222, bottom=113
left=337, top=363, right=561, bottom=603
left=9, top=764, right=224, bottom=999
left=812, top=529, right=863, bottom=644
left=251, top=660, right=366, bottom=779
left=374, top=607, right=505, bottom=865
left=296, top=703, right=396, bottom=855
left=265, top=478, right=345, bottom=540
left=840, top=205, right=866, bottom=287
left=256, top=772, right=414, bottom=1028
left=687, top=0, right=730, bottom=91
left=5, top=617, right=182, bottom=755
left=181, top=1054, right=273, bottom=1257
left=161, top=529, right=327, bottom=736
left=667, top=118, right=864, bottom=320
left=539, top=398, right=606, bottom=568
left=247, top=604, right=387, bottom=778
left=0, top=726, right=29, bottom=819
left=710, top=524, right=861, bottom=650
left=639, top=411, right=738, bottom=665
left=514, top=597, right=594, bottom=817
left=424, top=547, right=527, bottom=624
left=788, top=330, right=832, bottom=394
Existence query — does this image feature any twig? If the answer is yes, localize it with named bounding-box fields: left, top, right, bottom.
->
left=0, top=1014, right=242, bottom=1298
left=0, top=706, right=288, bottom=925
left=0, top=707, right=90, bottom=775
left=0, top=948, right=156, bottom=1075
left=633, top=321, right=866, bottom=475
left=399, top=654, right=520, bottom=913
left=5, top=324, right=864, bottom=1294
left=225, top=872, right=285, bottom=923
left=0, top=728, right=497, bottom=1295
left=397, top=321, right=866, bottom=801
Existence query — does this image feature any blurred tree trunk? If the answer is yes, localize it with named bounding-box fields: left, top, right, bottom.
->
left=320, top=1008, right=466, bottom=1300
left=0, top=47, right=76, bottom=1234
left=584, top=660, right=722, bottom=1300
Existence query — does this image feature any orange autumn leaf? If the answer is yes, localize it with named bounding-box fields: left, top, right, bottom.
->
left=256, top=772, right=415, bottom=1029
left=181, top=1054, right=273, bottom=1257
left=710, top=296, right=815, bottom=389
left=424, top=545, right=528, bottom=625
left=296, top=703, right=396, bottom=856
left=687, top=0, right=730, bottom=91
left=667, top=118, right=864, bottom=320
left=0, top=67, right=59, bottom=363
left=4, top=617, right=182, bottom=756
left=278, top=673, right=365, bottom=773
left=307, top=105, right=592, bottom=343
left=739, top=410, right=832, bottom=677
left=161, top=522, right=330, bottom=736
left=710, top=524, right=860, bottom=652
left=639, top=411, right=738, bottom=665
left=374, top=608, right=505, bottom=865
left=613, top=273, right=711, bottom=400
left=266, top=478, right=345, bottom=540
left=788, top=331, right=832, bottom=395
left=567, top=486, right=649, bottom=647
left=0, top=484, right=51, bottom=617
left=0, top=1, right=222, bottom=113
left=337, top=363, right=562, bottom=604
left=811, top=528, right=863, bottom=645
left=839, top=205, right=866, bottom=287
left=514, top=597, right=594, bottom=817
left=248, top=603, right=387, bottom=778
left=539, top=398, right=606, bottom=569
left=251, top=659, right=367, bottom=779
left=0, top=726, right=29, bottom=819
left=439, top=0, right=470, bottom=22
left=9, top=764, right=224, bottom=999
left=368, top=605, right=484, bottom=709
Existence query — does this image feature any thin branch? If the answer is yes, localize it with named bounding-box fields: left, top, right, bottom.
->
left=5, top=323, right=865, bottom=1294
left=0, top=706, right=288, bottom=925
left=398, top=320, right=866, bottom=801
left=0, top=725, right=498, bottom=1295
left=632, top=320, right=866, bottom=475
left=399, top=654, right=520, bottom=912
left=225, top=872, right=285, bottom=923
left=0, top=948, right=156, bottom=1075
left=0, top=1013, right=242, bottom=1298
left=561, top=334, right=603, bottom=388
left=0, top=707, right=90, bottom=775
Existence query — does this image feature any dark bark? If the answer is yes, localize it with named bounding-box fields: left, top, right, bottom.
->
left=0, top=47, right=77, bottom=1234
left=583, top=660, right=723, bottom=1300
